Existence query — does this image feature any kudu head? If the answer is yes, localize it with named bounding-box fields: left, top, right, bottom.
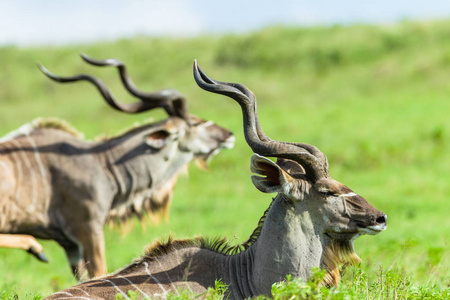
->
left=193, top=61, right=386, bottom=283
left=38, top=55, right=234, bottom=169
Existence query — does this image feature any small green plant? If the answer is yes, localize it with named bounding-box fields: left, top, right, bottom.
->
left=165, top=279, right=228, bottom=300
left=257, top=266, right=450, bottom=300
left=206, top=280, right=229, bottom=300
left=269, top=268, right=324, bottom=300
left=0, top=291, right=18, bottom=300
left=265, top=268, right=357, bottom=300
left=0, top=290, right=42, bottom=300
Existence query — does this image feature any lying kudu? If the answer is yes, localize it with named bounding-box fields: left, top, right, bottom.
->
left=44, top=60, right=386, bottom=299
left=0, top=55, right=234, bottom=279
left=0, top=234, right=48, bottom=262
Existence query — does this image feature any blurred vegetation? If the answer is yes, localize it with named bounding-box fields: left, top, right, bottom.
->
left=0, top=19, right=449, bottom=298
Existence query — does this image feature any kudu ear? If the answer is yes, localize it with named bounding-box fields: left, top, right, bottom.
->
left=145, top=130, right=170, bottom=149
left=250, top=154, right=295, bottom=194
left=144, top=126, right=179, bottom=150
left=276, top=158, right=305, bottom=178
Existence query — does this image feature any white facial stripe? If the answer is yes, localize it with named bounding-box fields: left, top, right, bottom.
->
left=200, top=120, right=214, bottom=127
left=338, top=192, right=357, bottom=198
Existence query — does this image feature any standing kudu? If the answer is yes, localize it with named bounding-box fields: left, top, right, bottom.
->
left=0, top=55, right=234, bottom=279
left=44, top=61, right=386, bottom=299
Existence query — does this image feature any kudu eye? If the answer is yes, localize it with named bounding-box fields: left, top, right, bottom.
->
left=318, top=190, right=337, bottom=197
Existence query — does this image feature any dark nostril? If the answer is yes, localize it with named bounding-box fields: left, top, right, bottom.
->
left=376, top=214, right=387, bottom=224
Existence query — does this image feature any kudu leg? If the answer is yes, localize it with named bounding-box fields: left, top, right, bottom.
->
left=60, top=224, right=107, bottom=279
left=0, top=234, right=48, bottom=262
left=59, top=239, right=86, bottom=280
left=79, top=227, right=107, bottom=278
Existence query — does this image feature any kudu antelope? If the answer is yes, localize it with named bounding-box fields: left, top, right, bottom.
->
left=0, top=55, right=234, bottom=279
left=44, top=61, right=386, bottom=299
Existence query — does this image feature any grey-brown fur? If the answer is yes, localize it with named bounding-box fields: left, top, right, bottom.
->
left=44, top=61, right=386, bottom=299
left=0, top=115, right=233, bottom=279
left=0, top=57, right=234, bottom=279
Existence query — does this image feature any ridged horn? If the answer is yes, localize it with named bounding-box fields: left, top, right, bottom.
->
left=193, top=60, right=329, bottom=181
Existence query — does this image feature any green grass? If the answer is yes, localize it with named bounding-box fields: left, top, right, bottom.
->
left=0, top=19, right=449, bottom=298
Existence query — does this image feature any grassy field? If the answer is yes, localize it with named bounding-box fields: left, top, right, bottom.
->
left=0, top=19, right=449, bottom=299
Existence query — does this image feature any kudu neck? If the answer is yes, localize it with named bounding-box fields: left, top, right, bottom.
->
left=97, top=127, right=193, bottom=207
left=227, top=194, right=325, bottom=298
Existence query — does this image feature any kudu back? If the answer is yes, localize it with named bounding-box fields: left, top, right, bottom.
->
left=44, top=61, right=386, bottom=299
left=0, top=55, right=234, bottom=279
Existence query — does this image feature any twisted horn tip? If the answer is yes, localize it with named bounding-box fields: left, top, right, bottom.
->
left=81, top=53, right=123, bottom=67
left=193, top=60, right=216, bottom=86
left=37, top=63, right=56, bottom=79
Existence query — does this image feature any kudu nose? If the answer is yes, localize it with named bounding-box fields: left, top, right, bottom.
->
left=376, top=214, right=387, bottom=225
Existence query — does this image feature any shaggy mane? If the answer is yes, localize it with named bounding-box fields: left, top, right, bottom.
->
left=322, top=239, right=362, bottom=286
left=32, top=117, right=85, bottom=138
left=159, top=198, right=273, bottom=256
left=117, top=198, right=275, bottom=275
left=0, top=117, right=84, bottom=142
left=94, top=118, right=157, bottom=142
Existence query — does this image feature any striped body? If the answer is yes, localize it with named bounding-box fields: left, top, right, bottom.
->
left=45, top=174, right=386, bottom=299
left=46, top=246, right=221, bottom=299
left=0, top=126, right=81, bottom=235
left=0, top=117, right=234, bottom=278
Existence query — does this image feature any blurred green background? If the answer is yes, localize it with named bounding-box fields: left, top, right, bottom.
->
left=0, top=20, right=449, bottom=298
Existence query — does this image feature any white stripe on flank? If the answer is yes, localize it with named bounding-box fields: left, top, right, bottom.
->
left=176, top=250, right=193, bottom=293
left=118, top=275, right=150, bottom=298
left=71, top=288, right=90, bottom=296
left=26, top=135, right=50, bottom=206
left=155, top=257, right=179, bottom=295
left=10, top=139, right=38, bottom=212
left=339, top=192, right=357, bottom=198
left=98, top=279, right=130, bottom=299
left=52, top=292, right=73, bottom=296
left=3, top=143, right=23, bottom=201
left=26, top=135, right=47, bottom=180
left=53, top=297, right=91, bottom=300
left=0, top=160, right=9, bottom=225
left=143, top=261, right=168, bottom=295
